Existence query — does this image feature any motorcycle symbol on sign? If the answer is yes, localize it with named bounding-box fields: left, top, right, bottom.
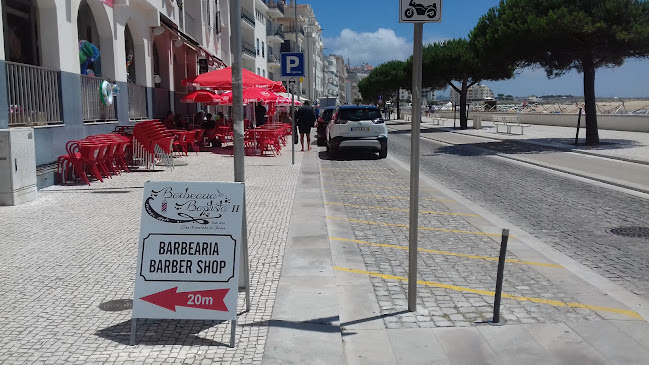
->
left=404, top=0, right=437, bottom=19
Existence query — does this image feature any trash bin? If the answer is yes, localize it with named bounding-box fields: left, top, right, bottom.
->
left=473, top=115, right=482, bottom=129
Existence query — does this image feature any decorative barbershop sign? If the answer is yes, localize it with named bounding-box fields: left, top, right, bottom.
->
left=132, top=181, right=244, bottom=344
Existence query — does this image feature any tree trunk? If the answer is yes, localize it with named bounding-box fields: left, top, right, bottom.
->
left=583, top=58, right=599, bottom=145
left=459, top=79, right=468, bottom=129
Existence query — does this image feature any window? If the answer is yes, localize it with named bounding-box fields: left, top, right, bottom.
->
left=261, top=41, right=265, bottom=57
left=256, top=38, right=260, bottom=55
left=263, top=70, right=265, bottom=77
left=257, top=68, right=260, bottom=75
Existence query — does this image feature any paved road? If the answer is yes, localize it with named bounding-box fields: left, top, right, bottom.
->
left=387, top=130, right=649, bottom=303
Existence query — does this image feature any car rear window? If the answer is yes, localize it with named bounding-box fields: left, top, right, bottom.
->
left=338, top=108, right=381, bottom=121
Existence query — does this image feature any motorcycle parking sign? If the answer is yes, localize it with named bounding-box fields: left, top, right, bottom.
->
left=399, top=0, right=442, bottom=23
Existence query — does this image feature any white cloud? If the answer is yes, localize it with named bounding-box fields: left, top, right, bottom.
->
left=323, top=28, right=411, bottom=66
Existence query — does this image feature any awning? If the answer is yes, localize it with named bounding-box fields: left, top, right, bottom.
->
left=199, top=46, right=227, bottom=69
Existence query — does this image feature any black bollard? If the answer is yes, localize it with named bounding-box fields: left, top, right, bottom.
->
left=490, top=229, right=510, bottom=325
left=574, top=107, right=582, bottom=145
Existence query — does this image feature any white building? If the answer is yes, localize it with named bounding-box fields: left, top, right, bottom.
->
left=270, top=2, right=323, bottom=102
left=450, top=84, right=494, bottom=103
left=0, top=0, right=233, bottom=203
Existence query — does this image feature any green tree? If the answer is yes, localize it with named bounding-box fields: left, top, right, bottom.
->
left=471, top=0, right=649, bottom=145
left=358, top=60, right=409, bottom=118
left=420, top=38, right=513, bottom=129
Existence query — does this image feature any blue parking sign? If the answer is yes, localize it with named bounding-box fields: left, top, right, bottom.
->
left=280, top=52, right=305, bottom=78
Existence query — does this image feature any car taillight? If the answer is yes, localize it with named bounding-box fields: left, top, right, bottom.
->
left=373, top=119, right=384, bottom=124
left=334, top=119, right=348, bottom=124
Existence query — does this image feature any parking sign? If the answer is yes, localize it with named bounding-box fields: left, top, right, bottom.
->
left=280, top=52, right=305, bottom=78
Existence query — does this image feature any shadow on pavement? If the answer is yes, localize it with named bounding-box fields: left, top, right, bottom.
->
left=318, top=151, right=380, bottom=161
left=434, top=138, right=641, bottom=158
left=95, top=318, right=229, bottom=346
left=241, top=316, right=340, bottom=333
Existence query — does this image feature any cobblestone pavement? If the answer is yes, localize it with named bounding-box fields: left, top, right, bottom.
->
left=0, top=150, right=302, bottom=364
left=388, top=131, right=649, bottom=302
left=321, top=155, right=606, bottom=329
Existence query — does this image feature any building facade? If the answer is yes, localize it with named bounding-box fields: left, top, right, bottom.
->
left=0, top=0, right=329, bottom=205
left=450, top=84, right=494, bottom=103
left=269, top=1, right=323, bottom=102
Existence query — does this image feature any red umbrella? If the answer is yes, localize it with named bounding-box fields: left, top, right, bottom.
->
left=181, top=67, right=286, bottom=92
left=181, top=90, right=222, bottom=104
left=220, top=87, right=279, bottom=104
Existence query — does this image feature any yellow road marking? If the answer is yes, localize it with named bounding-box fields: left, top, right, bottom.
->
left=332, top=192, right=454, bottom=203
left=334, top=267, right=643, bottom=320
left=325, top=202, right=479, bottom=217
left=327, top=216, right=503, bottom=237
left=330, top=237, right=562, bottom=268
left=322, top=183, right=436, bottom=191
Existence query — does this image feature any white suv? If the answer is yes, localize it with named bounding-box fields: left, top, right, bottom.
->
left=326, top=105, right=388, bottom=158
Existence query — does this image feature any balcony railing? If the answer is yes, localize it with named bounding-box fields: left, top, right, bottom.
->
left=241, top=8, right=255, bottom=27
left=242, top=41, right=256, bottom=58
left=81, top=75, right=116, bottom=122
left=268, top=0, right=285, bottom=15
left=128, top=83, right=148, bottom=119
left=6, top=62, right=61, bottom=126
left=284, top=25, right=305, bottom=36
left=267, top=25, right=285, bottom=40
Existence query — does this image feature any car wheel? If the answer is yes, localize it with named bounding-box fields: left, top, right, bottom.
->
left=379, top=145, right=388, bottom=159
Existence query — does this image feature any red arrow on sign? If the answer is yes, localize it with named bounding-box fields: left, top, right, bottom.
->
left=140, top=287, right=229, bottom=312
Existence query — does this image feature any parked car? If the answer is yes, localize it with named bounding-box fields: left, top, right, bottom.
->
left=326, top=105, right=388, bottom=158
left=316, top=106, right=335, bottom=146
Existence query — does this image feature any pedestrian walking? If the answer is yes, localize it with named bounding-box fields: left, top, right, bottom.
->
left=295, top=100, right=316, bottom=151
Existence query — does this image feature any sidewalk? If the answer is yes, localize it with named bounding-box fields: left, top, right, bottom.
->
left=1, top=127, right=649, bottom=364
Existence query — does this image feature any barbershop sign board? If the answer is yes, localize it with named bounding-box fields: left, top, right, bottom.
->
left=133, top=181, right=244, bottom=321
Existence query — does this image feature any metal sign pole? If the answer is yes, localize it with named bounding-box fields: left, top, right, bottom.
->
left=231, top=0, right=247, bottom=344
left=291, top=86, right=296, bottom=165
left=408, top=23, right=423, bottom=312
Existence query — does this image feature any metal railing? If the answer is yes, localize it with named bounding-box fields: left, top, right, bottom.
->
left=242, top=41, right=256, bottom=58
left=152, top=88, right=170, bottom=119
left=284, top=24, right=305, bottom=36
left=81, top=75, right=116, bottom=122
left=241, top=8, right=255, bottom=27
left=6, top=61, right=61, bottom=126
left=267, top=25, right=285, bottom=40
left=128, top=83, right=148, bottom=119
left=268, top=0, right=285, bottom=15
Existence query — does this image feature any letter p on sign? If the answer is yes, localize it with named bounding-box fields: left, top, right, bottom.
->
left=280, top=52, right=304, bottom=78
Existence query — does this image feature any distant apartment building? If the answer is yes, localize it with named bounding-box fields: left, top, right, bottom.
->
left=345, top=66, right=367, bottom=104
left=270, top=1, right=324, bottom=102
left=450, top=84, right=494, bottom=103
left=422, top=87, right=436, bottom=103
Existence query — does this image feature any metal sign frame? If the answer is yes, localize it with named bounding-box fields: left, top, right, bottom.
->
left=131, top=181, right=246, bottom=347
left=280, top=52, right=305, bottom=78
left=399, top=0, right=442, bottom=23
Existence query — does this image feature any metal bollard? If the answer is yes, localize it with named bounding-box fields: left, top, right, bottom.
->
left=490, top=229, right=509, bottom=325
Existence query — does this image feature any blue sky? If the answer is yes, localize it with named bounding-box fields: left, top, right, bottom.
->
left=310, top=0, right=649, bottom=98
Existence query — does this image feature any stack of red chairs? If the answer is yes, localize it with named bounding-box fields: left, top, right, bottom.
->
left=132, top=120, right=176, bottom=170
left=56, top=133, right=132, bottom=185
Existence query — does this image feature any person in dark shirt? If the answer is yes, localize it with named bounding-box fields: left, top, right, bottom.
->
left=202, top=113, right=219, bottom=147
left=161, top=110, right=174, bottom=129
left=295, top=100, right=316, bottom=151
left=255, top=103, right=267, bottom=127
